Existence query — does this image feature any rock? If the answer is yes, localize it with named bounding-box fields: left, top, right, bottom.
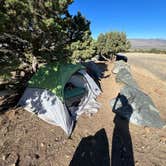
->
left=159, top=136, right=166, bottom=144
left=40, top=142, right=44, bottom=147
left=110, top=85, right=165, bottom=128
left=112, top=60, right=130, bottom=74
left=2, top=155, right=6, bottom=160
left=9, top=164, right=16, bottom=166
left=55, top=137, right=59, bottom=142
left=65, top=154, right=70, bottom=158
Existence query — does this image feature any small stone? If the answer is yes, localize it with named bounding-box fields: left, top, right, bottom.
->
left=65, top=155, right=70, bottom=158
left=55, top=137, right=59, bottom=142
left=40, top=143, right=44, bottom=147
left=159, top=136, right=166, bottom=144
left=9, top=164, right=16, bottom=166
left=135, top=160, right=139, bottom=165
left=2, top=155, right=6, bottom=160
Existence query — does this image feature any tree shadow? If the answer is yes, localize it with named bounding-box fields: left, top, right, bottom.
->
left=0, top=70, right=32, bottom=114
left=17, top=88, right=58, bottom=115
left=111, top=93, right=135, bottom=166
left=0, top=93, right=20, bottom=114
left=69, top=128, right=110, bottom=166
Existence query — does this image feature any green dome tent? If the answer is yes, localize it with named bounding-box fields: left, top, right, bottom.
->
left=18, top=62, right=101, bottom=136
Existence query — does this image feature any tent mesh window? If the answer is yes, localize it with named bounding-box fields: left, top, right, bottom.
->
left=64, top=73, right=88, bottom=116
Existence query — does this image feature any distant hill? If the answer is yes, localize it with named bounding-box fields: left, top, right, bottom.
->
left=129, top=39, right=166, bottom=50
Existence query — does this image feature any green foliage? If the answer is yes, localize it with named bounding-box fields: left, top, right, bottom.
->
left=0, top=0, right=75, bottom=58
left=96, top=31, right=131, bottom=58
left=70, top=32, right=96, bottom=62
left=0, top=0, right=92, bottom=59
left=0, top=33, right=30, bottom=81
left=0, top=0, right=131, bottom=87
left=0, top=0, right=95, bottom=83
left=96, top=33, right=107, bottom=56
left=145, top=48, right=166, bottom=54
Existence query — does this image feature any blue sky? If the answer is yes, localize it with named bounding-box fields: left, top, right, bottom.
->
left=69, top=0, right=166, bottom=39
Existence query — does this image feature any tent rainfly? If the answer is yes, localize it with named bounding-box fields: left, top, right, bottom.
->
left=18, top=62, right=101, bottom=136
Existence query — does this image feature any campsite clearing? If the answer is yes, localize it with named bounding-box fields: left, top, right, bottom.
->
left=0, top=58, right=166, bottom=166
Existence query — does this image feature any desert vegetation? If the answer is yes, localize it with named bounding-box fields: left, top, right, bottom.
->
left=0, top=0, right=130, bottom=95
left=96, top=32, right=131, bottom=59
left=129, top=48, right=166, bottom=54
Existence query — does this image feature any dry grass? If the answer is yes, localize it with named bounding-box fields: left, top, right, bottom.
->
left=124, top=52, right=166, bottom=81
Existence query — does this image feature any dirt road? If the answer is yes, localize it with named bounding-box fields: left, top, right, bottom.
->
left=124, top=53, right=166, bottom=81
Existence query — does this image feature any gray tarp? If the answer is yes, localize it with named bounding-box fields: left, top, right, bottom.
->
left=110, top=85, right=165, bottom=128
left=112, top=60, right=130, bottom=74
left=110, top=60, right=165, bottom=128
left=116, top=69, right=138, bottom=88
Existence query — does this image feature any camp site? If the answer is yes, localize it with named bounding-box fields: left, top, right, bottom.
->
left=0, top=0, right=166, bottom=166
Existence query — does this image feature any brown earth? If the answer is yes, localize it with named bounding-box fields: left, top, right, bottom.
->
left=0, top=57, right=166, bottom=166
left=125, top=53, right=166, bottom=81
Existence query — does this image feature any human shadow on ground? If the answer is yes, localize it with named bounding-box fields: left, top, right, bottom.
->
left=111, top=93, right=135, bottom=166
left=69, top=128, right=110, bottom=166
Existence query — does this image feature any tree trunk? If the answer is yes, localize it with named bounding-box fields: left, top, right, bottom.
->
left=32, top=56, right=38, bottom=73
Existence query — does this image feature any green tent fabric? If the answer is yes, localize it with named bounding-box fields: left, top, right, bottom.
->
left=64, top=87, right=86, bottom=100
left=28, top=62, right=85, bottom=100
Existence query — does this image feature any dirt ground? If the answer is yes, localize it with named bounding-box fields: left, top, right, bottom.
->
left=124, top=52, right=166, bottom=81
left=0, top=55, right=166, bottom=166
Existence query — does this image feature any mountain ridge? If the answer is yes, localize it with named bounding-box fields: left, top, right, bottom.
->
left=128, top=39, right=166, bottom=50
